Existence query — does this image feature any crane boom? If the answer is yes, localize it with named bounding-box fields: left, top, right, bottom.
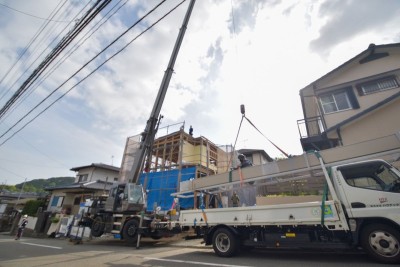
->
left=128, top=0, right=196, bottom=184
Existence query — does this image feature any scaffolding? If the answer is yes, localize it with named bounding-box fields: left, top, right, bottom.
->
left=119, top=125, right=234, bottom=211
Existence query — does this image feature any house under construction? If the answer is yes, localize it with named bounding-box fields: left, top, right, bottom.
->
left=119, top=126, right=235, bottom=210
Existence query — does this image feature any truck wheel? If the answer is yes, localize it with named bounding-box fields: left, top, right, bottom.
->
left=122, top=219, right=139, bottom=244
left=360, top=223, right=400, bottom=264
left=212, top=228, right=239, bottom=257
left=91, top=216, right=105, bottom=237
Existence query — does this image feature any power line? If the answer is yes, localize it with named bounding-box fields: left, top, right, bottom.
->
left=0, top=1, right=105, bottom=124
left=0, top=0, right=130, bottom=126
left=11, top=0, right=130, bottom=116
left=0, top=0, right=70, bottom=100
left=0, top=0, right=112, bottom=120
left=0, top=0, right=129, bottom=169
left=0, top=0, right=187, bottom=146
left=0, top=2, right=70, bottom=22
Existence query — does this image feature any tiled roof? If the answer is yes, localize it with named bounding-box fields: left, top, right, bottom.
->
left=45, top=180, right=113, bottom=191
left=70, top=163, right=120, bottom=172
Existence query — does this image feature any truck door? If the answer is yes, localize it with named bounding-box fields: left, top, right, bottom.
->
left=334, top=160, right=400, bottom=219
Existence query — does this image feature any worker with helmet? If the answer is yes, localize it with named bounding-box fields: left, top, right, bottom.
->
left=238, top=154, right=253, bottom=168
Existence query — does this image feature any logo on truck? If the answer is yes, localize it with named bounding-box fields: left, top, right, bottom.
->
left=311, top=205, right=334, bottom=218
left=379, top=197, right=388, bottom=203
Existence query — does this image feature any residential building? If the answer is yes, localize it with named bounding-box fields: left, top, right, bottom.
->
left=45, top=163, right=118, bottom=215
left=298, top=43, right=400, bottom=152
left=237, top=148, right=273, bottom=165
left=71, top=163, right=119, bottom=183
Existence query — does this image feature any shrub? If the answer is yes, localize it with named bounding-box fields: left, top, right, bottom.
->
left=50, top=217, right=60, bottom=223
left=21, top=200, right=46, bottom=217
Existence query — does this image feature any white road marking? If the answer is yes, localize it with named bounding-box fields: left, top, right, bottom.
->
left=21, top=242, right=62, bottom=249
left=144, top=257, right=253, bottom=267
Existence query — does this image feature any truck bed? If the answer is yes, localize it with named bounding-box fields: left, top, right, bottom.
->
left=179, top=200, right=346, bottom=230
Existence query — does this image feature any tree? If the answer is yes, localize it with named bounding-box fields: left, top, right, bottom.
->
left=22, top=200, right=46, bottom=217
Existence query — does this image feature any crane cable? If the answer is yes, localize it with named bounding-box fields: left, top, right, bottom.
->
left=226, top=113, right=245, bottom=171
left=243, top=115, right=290, bottom=158
left=234, top=104, right=290, bottom=160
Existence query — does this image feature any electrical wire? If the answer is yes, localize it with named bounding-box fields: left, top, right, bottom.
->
left=0, top=0, right=99, bottom=122
left=0, top=2, right=70, bottom=22
left=0, top=0, right=111, bottom=120
left=0, top=0, right=124, bottom=124
left=0, top=0, right=187, bottom=146
left=0, top=0, right=70, bottom=101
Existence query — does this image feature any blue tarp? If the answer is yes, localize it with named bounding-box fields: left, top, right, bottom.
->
left=139, top=167, right=195, bottom=211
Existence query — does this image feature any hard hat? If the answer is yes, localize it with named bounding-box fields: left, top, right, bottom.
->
left=23, top=214, right=28, bottom=218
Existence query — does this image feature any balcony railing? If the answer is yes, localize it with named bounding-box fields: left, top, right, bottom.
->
left=297, top=116, right=325, bottom=139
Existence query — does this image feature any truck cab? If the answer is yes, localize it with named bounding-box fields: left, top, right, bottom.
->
left=331, top=159, right=400, bottom=263
left=104, top=183, right=146, bottom=213
left=333, top=159, right=400, bottom=220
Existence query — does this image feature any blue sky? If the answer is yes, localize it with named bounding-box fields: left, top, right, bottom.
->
left=1, top=0, right=400, bottom=185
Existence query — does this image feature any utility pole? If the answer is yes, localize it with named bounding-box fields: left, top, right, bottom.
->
left=14, top=178, right=27, bottom=211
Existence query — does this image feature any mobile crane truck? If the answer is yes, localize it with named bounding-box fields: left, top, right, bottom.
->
left=88, top=0, right=196, bottom=244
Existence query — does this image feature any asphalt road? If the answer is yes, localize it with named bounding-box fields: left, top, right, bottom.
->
left=0, top=233, right=397, bottom=267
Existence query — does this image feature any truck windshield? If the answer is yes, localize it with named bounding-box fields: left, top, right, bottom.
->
left=128, top=184, right=144, bottom=204
left=339, top=161, right=400, bottom=193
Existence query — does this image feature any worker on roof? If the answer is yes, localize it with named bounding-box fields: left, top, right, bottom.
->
left=189, top=125, right=193, bottom=136
left=238, top=154, right=253, bottom=168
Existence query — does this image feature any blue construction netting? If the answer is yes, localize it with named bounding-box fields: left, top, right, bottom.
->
left=139, top=167, right=195, bottom=211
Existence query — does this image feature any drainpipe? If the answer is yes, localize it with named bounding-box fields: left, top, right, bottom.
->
left=336, top=127, right=343, bottom=146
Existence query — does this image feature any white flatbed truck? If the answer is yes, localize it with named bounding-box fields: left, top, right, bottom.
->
left=177, top=152, right=400, bottom=264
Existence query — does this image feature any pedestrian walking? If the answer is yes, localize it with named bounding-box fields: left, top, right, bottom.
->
left=15, top=214, right=28, bottom=240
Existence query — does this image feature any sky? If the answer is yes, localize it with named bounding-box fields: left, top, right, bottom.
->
left=0, top=0, right=399, bottom=185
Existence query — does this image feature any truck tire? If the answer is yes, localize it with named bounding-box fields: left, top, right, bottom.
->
left=91, top=216, right=105, bottom=237
left=122, top=219, right=139, bottom=244
left=212, top=228, right=239, bottom=257
left=360, top=223, right=400, bottom=264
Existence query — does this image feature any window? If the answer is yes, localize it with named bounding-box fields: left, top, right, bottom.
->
left=320, top=91, right=352, bottom=114
left=74, top=195, right=91, bottom=205
left=74, top=196, right=81, bottom=205
left=78, top=174, right=88, bottom=182
left=51, top=196, right=64, bottom=207
left=319, top=86, right=359, bottom=114
left=128, top=184, right=144, bottom=204
left=339, top=162, right=400, bottom=192
left=357, top=76, right=398, bottom=95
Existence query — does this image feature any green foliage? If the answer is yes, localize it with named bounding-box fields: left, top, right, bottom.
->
left=0, top=184, right=17, bottom=192
left=50, top=217, right=60, bottom=223
left=22, top=200, right=46, bottom=217
left=14, top=177, right=75, bottom=193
